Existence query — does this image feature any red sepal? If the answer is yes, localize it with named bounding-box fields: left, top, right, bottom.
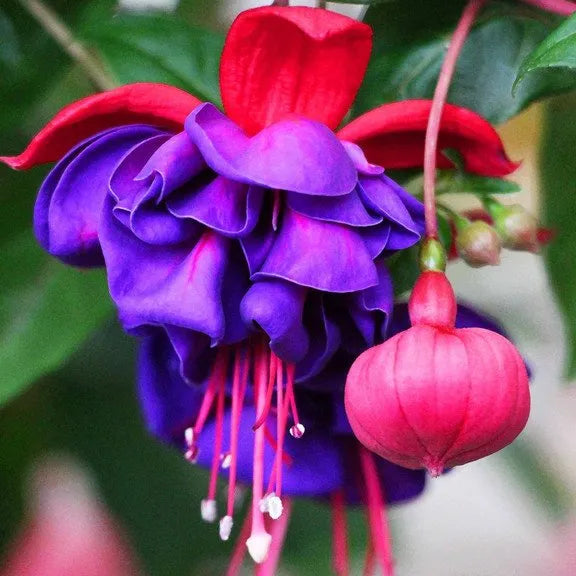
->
left=1, top=83, right=200, bottom=170
left=338, top=100, right=519, bottom=177
left=220, top=6, right=372, bottom=135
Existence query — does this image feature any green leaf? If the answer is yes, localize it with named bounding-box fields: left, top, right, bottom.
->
left=541, top=93, right=576, bottom=379
left=355, top=2, right=576, bottom=124
left=81, top=14, right=224, bottom=104
left=0, top=232, right=114, bottom=405
left=516, top=12, right=576, bottom=87
left=0, top=7, right=21, bottom=70
left=436, top=172, right=521, bottom=196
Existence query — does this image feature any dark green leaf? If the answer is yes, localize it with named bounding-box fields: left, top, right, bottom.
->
left=81, top=14, right=224, bottom=104
left=388, top=246, right=420, bottom=297
left=0, top=232, right=113, bottom=405
left=541, top=93, right=576, bottom=379
left=355, top=3, right=575, bottom=124
left=0, top=7, right=21, bottom=70
left=436, top=172, right=521, bottom=196
left=516, top=12, right=576, bottom=87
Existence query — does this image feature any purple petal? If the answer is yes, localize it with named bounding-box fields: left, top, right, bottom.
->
left=135, top=131, right=207, bottom=201
left=168, top=177, right=264, bottom=238
left=165, top=325, right=213, bottom=384
left=195, top=406, right=343, bottom=497
left=240, top=280, right=309, bottom=364
left=253, top=208, right=378, bottom=293
left=111, top=135, right=200, bottom=245
left=34, top=125, right=164, bottom=266
left=341, top=141, right=384, bottom=176
left=185, top=103, right=357, bottom=196
left=349, top=259, right=394, bottom=346
left=138, top=330, right=205, bottom=444
left=240, top=201, right=276, bottom=275
left=100, top=197, right=229, bottom=341
left=285, top=187, right=381, bottom=227
left=296, top=295, right=341, bottom=382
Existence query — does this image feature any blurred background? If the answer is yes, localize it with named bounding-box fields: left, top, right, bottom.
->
left=1, top=1, right=576, bottom=575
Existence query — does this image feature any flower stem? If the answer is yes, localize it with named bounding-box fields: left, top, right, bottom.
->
left=18, top=0, right=117, bottom=92
left=520, top=0, right=576, bottom=15
left=423, top=0, right=486, bottom=239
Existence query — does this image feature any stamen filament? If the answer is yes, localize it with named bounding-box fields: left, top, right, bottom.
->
left=362, top=541, right=375, bottom=576
left=247, top=344, right=272, bottom=564
left=331, top=490, right=350, bottom=576
left=226, top=511, right=252, bottom=576
left=423, top=0, right=486, bottom=239
left=253, top=353, right=278, bottom=431
left=359, top=446, right=394, bottom=576
left=255, top=499, right=293, bottom=576
left=275, top=360, right=285, bottom=498
left=226, top=347, right=250, bottom=518
left=284, top=365, right=305, bottom=438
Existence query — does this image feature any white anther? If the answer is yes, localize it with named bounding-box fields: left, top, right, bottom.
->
left=200, top=499, right=217, bottom=523
left=219, top=515, right=234, bottom=541
left=259, top=495, right=270, bottom=514
left=289, top=423, right=305, bottom=438
left=267, top=494, right=283, bottom=520
left=184, top=427, right=195, bottom=446
left=184, top=446, right=198, bottom=464
left=246, top=532, right=272, bottom=564
left=220, top=452, right=232, bottom=469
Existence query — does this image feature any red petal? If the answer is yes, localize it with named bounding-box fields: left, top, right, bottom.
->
left=220, top=6, right=372, bottom=135
left=2, top=83, right=200, bottom=170
left=338, top=100, right=519, bottom=177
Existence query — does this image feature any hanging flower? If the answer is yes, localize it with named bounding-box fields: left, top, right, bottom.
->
left=2, top=4, right=519, bottom=568
left=345, top=270, right=531, bottom=476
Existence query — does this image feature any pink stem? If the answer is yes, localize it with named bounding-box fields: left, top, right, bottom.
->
left=331, top=490, right=350, bottom=576
left=226, top=511, right=253, bottom=576
left=520, top=0, right=576, bottom=15
left=255, top=500, right=293, bottom=576
left=359, top=446, right=394, bottom=576
left=423, top=0, right=486, bottom=239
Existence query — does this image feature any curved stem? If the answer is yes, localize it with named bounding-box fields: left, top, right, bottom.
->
left=18, top=0, right=117, bottom=92
left=520, top=0, right=576, bottom=15
left=423, top=0, right=486, bottom=239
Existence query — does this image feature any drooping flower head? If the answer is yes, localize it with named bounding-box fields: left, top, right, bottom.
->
left=1, top=4, right=519, bottom=573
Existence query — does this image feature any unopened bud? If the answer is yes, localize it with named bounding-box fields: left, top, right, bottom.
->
left=486, top=200, right=540, bottom=253
left=456, top=220, right=501, bottom=268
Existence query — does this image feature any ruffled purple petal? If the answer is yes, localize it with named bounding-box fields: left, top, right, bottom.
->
left=100, top=197, right=230, bottom=341
left=240, top=280, right=309, bottom=364
left=253, top=207, right=378, bottom=293
left=185, top=103, right=357, bottom=196
left=348, top=259, right=394, bottom=346
left=168, top=178, right=264, bottom=238
left=138, top=330, right=205, bottom=444
left=164, top=325, right=213, bottom=384
left=296, top=294, right=341, bottom=383
left=111, top=135, right=200, bottom=245
left=341, top=141, right=384, bottom=176
left=195, top=406, right=344, bottom=497
left=285, top=187, right=381, bottom=227
left=34, top=125, right=164, bottom=266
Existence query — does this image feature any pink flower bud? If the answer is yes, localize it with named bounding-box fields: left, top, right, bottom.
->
left=456, top=220, right=502, bottom=267
left=344, top=271, right=530, bottom=476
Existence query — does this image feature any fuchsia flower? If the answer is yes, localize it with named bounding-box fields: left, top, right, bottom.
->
left=2, top=5, right=520, bottom=573
left=346, top=270, right=531, bottom=476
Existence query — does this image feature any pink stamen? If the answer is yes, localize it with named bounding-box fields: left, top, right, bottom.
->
left=331, top=490, right=350, bottom=576
left=521, top=0, right=576, bottom=15
left=274, top=360, right=285, bottom=498
left=253, top=353, right=278, bottom=431
left=246, top=344, right=272, bottom=564
left=226, top=510, right=252, bottom=576
left=255, top=499, right=293, bottom=576
left=359, top=446, right=394, bottom=576
left=206, top=375, right=225, bottom=501
left=284, top=364, right=305, bottom=438
left=226, top=347, right=250, bottom=519
left=423, top=0, right=486, bottom=239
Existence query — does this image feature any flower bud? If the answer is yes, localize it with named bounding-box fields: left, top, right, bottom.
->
left=486, top=200, right=540, bottom=253
left=344, top=271, right=530, bottom=476
left=455, top=220, right=502, bottom=267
